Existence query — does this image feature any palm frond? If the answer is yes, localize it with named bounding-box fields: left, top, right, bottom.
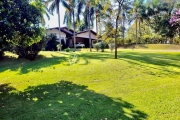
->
left=62, top=1, right=71, bottom=11
left=76, top=1, right=84, bottom=21
left=48, top=2, right=56, bottom=15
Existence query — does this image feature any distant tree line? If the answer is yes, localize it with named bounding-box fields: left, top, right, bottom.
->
left=1, top=0, right=180, bottom=60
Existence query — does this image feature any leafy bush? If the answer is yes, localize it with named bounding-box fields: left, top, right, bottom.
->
left=57, top=44, right=62, bottom=51
left=15, top=40, right=43, bottom=61
left=93, top=43, right=100, bottom=52
left=99, top=42, right=106, bottom=52
left=108, top=43, right=115, bottom=53
left=45, top=34, right=58, bottom=51
left=65, top=47, right=70, bottom=52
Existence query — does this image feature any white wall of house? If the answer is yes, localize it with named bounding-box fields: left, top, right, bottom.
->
left=76, top=32, right=97, bottom=39
left=46, top=29, right=66, bottom=43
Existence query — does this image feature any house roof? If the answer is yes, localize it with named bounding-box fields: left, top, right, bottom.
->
left=47, top=27, right=97, bottom=37
left=76, top=30, right=97, bottom=35
left=47, top=27, right=74, bottom=36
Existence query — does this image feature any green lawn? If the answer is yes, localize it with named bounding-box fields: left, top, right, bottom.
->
left=0, top=49, right=180, bottom=120
left=120, top=44, right=180, bottom=50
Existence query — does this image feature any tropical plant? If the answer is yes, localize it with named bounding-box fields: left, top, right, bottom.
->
left=128, top=0, right=145, bottom=44
left=48, top=0, right=64, bottom=51
left=62, top=0, right=84, bottom=51
left=84, top=2, right=94, bottom=52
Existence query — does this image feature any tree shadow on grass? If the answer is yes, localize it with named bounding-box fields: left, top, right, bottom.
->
left=0, top=83, right=16, bottom=94
left=0, top=54, right=67, bottom=74
left=117, top=51, right=180, bottom=77
left=0, top=81, right=147, bottom=120
left=60, top=52, right=113, bottom=66
left=76, top=52, right=114, bottom=65
left=119, top=51, right=180, bottom=69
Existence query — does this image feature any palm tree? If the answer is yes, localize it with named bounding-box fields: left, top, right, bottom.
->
left=94, top=1, right=107, bottom=43
left=81, top=1, right=94, bottom=52
left=82, top=0, right=108, bottom=51
left=62, top=0, right=84, bottom=51
left=131, top=0, right=145, bottom=45
left=47, top=0, right=64, bottom=51
left=121, top=2, right=133, bottom=45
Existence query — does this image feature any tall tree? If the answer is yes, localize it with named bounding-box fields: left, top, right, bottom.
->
left=0, top=0, right=44, bottom=48
left=113, top=0, right=125, bottom=59
left=82, top=1, right=95, bottom=52
left=62, top=0, right=83, bottom=51
left=83, top=0, right=111, bottom=51
left=0, top=0, right=45, bottom=59
left=145, top=0, right=176, bottom=40
left=48, top=0, right=64, bottom=51
left=131, top=0, right=145, bottom=45
left=121, top=2, right=133, bottom=44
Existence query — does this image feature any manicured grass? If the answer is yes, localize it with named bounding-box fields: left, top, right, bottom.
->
left=137, top=44, right=180, bottom=50
left=0, top=49, right=180, bottom=120
left=120, top=44, right=180, bottom=50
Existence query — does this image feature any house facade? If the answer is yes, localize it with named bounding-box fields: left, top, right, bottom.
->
left=46, top=27, right=74, bottom=49
left=75, top=30, right=97, bottom=48
left=46, top=27, right=97, bottom=48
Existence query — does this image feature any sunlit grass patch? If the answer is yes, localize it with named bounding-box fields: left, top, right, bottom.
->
left=0, top=49, right=180, bottom=119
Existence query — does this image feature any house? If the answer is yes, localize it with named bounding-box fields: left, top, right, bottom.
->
left=46, top=27, right=74, bottom=49
left=46, top=27, right=97, bottom=48
left=75, top=30, right=97, bottom=48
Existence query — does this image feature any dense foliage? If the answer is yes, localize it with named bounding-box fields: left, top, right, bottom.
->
left=0, top=0, right=45, bottom=60
left=45, top=34, right=59, bottom=51
left=170, top=9, right=180, bottom=37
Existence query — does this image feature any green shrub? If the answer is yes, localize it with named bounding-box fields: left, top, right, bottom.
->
left=15, top=40, right=43, bottom=61
left=65, top=47, right=70, bottom=52
left=108, top=43, right=115, bottom=53
left=45, top=34, right=59, bottom=51
left=93, top=43, right=100, bottom=52
left=99, top=42, right=106, bottom=52
left=57, top=44, right=62, bottom=51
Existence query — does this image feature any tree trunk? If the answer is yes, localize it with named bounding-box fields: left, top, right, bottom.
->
left=57, top=3, right=61, bottom=51
left=135, top=12, right=138, bottom=45
left=139, top=19, right=141, bottom=43
left=115, top=1, right=123, bottom=59
left=122, top=11, right=125, bottom=45
left=96, top=12, right=99, bottom=43
left=88, top=5, right=92, bottom=52
left=73, top=11, right=76, bottom=51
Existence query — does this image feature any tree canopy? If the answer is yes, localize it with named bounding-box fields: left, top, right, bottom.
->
left=0, top=0, right=45, bottom=60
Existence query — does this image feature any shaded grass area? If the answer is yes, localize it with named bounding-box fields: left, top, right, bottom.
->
left=0, top=52, right=67, bottom=74
left=0, top=50, right=180, bottom=119
left=0, top=81, right=147, bottom=120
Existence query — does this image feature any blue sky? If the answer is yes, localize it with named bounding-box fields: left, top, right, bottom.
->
left=44, top=4, right=97, bottom=31
left=44, top=4, right=65, bottom=28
